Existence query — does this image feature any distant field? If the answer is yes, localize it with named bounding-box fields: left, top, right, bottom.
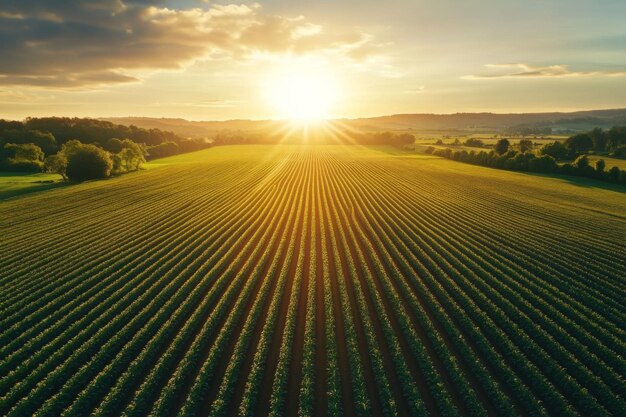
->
left=587, top=155, right=626, bottom=170
left=1, top=145, right=625, bottom=417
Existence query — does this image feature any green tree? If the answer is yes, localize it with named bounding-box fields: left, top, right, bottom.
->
left=610, top=145, right=626, bottom=157
left=594, top=159, right=605, bottom=173
left=147, top=141, right=180, bottom=159
left=0, top=130, right=57, bottom=155
left=574, top=155, right=590, bottom=170
left=518, top=139, right=533, bottom=153
left=494, top=138, right=510, bottom=155
left=44, top=154, right=68, bottom=180
left=565, top=133, right=593, bottom=154
left=118, top=139, right=146, bottom=171
left=65, top=144, right=113, bottom=182
left=105, top=138, right=125, bottom=153
left=608, top=166, right=621, bottom=182
left=529, top=155, right=557, bottom=173
left=61, top=139, right=85, bottom=158
left=589, top=128, right=608, bottom=150
left=4, top=143, right=44, bottom=161
left=464, top=138, right=484, bottom=147
left=607, top=126, right=626, bottom=150
left=539, top=141, right=568, bottom=160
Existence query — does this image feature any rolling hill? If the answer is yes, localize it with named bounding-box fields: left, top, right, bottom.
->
left=102, top=108, right=626, bottom=138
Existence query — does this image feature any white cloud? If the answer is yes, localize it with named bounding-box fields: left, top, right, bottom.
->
left=0, top=1, right=382, bottom=88
left=463, top=63, right=626, bottom=79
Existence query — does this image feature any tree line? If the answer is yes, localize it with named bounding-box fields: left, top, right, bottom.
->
left=0, top=118, right=212, bottom=181
left=211, top=130, right=417, bottom=148
left=13, top=118, right=181, bottom=146
left=503, top=126, right=553, bottom=136
left=425, top=126, right=626, bottom=186
left=540, top=126, right=626, bottom=158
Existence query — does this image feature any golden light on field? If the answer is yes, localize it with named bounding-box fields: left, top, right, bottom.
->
left=263, top=66, right=339, bottom=122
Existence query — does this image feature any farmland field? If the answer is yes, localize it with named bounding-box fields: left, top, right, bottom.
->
left=587, top=155, right=626, bottom=171
left=0, top=172, right=67, bottom=200
left=1, top=144, right=625, bottom=417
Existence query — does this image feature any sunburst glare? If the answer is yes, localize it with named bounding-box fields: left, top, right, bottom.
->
left=263, top=61, right=340, bottom=123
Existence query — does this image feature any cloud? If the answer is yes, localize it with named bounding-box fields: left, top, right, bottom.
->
left=0, top=1, right=381, bottom=88
left=0, top=88, right=57, bottom=103
left=463, top=63, right=626, bottom=79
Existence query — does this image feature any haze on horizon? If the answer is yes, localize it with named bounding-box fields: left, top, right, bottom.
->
left=1, top=0, right=626, bottom=121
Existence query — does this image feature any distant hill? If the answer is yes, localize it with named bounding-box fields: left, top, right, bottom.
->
left=342, top=109, right=626, bottom=132
left=102, top=108, right=626, bottom=137
left=100, top=117, right=282, bottom=138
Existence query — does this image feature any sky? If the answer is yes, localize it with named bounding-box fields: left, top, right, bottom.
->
left=1, top=0, right=625, bottom=120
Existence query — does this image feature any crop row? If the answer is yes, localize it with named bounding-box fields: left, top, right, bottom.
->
left=1, top=145, right=623, bottom=416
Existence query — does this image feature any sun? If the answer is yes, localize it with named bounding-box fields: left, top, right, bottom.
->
left=264, top=70, right=338, bottom=122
